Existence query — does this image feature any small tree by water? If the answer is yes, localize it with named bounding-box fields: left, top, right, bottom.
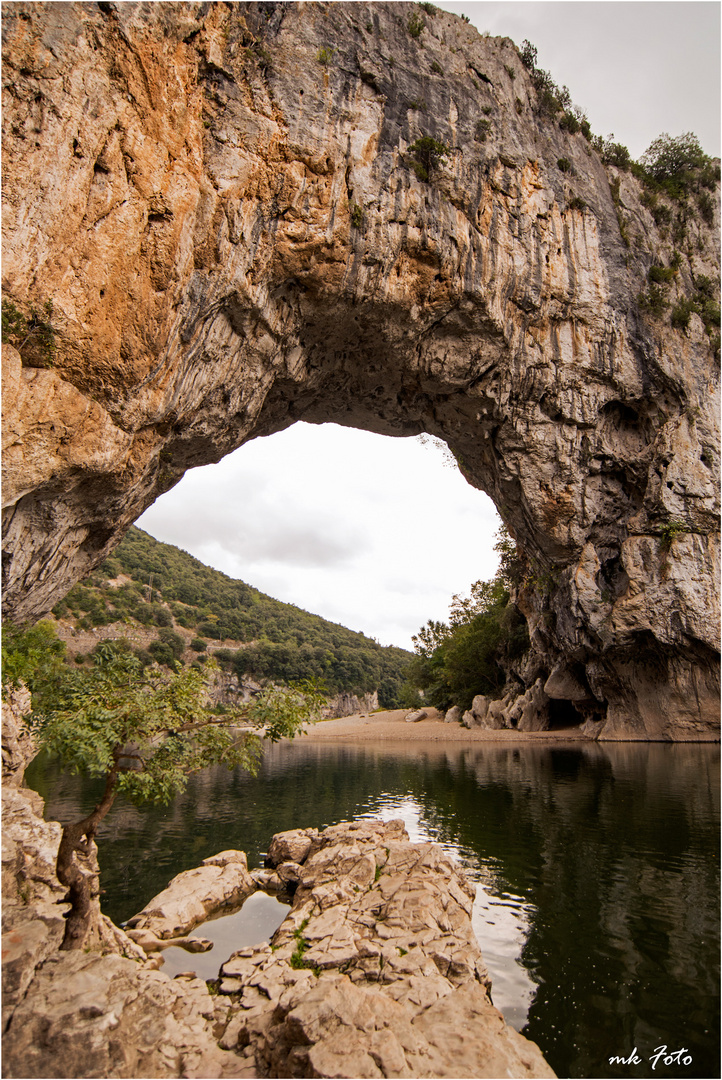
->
left=3, top=630, right=324, bottom=950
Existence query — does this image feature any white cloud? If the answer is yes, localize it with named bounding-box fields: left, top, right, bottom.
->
left=137, top=425, right=501, bottom=649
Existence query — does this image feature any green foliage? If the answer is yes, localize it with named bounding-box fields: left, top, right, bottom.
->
left=2, top=298, right=56, bottom=367
left=557, top=157, right=572, bottom=173
left=407, top=12, right=425, bottom=39
left=55, top=527, right=412, bottom=706
left=637, top=286, right=669, bottom=318
left=567, top=195, right=586, bottom=212
left=475, top=119, right=491, bottom=142
left=419, top=2, right=437, bottom=14
left=648, top=265, right=676, bottom=285
left=504, top=65, right=516, bottom=81
left=406, top=526, right=530, bottom=712
left=2, top=622, right=67, bottom=708
left=190, top=638, right=207, bottom=652
left=407, top=135, right=449, bottom=182
left=24, top=644, right=321, bottom=809
left=559, top=111, right=580, bottom=135
left=660, top=520, right=687, bottom=551
left=519, top=39, right=537, bottom=70
left=641, top=132, right=710, bottom=183
left=637, top=132, right=716, bottom=203
left=350, top=203, right=364, bottom=228
left=669, top=285, right=721, bottom=338
left=697, top=190, right=715, bottom=224
left=430, top=60, right=444, bottom=75
left=317, top=46, right=334, bottom=66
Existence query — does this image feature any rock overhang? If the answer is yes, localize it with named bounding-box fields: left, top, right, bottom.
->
left=1, top=0, right=719, bottom=740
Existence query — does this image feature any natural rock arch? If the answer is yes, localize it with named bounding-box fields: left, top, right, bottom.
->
left=2, top=2, right=719, bottom=740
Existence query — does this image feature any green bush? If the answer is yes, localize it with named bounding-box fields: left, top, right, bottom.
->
left=405, top=527, right=530, bottom=711
left=557, top=157, right=572, bottom=173
left=559, top=111, right=580, bottom=134
left=638, top=286, right=669, bottom=318
left=190, top=638, right=207, bottom=652
left=407, top=12, right=425, bottom=38
left=475, top=119, right=491, bottom=142
left=648, top=265, right=676, bottom=285
left=519, top=39, right=537, bottom=70
left=641, top=132, right=709, bottom=182
left=2, top=298, right=56, bottom=367
left=317, top=46, right=334, bottom=65
left=697, top=190, right=715, bottom=225
left=430, top=60, right=443, bottom=75
left=407, top=135, right=449, bottom=182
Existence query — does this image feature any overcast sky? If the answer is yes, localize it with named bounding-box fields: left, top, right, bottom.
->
left=138, top=1, right=720, bottom=651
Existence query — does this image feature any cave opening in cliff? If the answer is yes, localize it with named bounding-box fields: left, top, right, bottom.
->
left=547, top=699, right=585, bottom=730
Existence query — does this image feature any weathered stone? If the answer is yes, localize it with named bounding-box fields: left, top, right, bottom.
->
left=266, top=828, right=317, bottom=867
left=405, top=709, right=428, bottom=723
left=126, top=850, right=255, bottom=938
left=444, top=706, right=462, bottom=724
left=2, top=1, right=717, bottom=740
left=413, top=983, right=556, bottom=1078
left=2, top=952, right=243, bottom=1079
left=1, top=686, right=35, bottom=786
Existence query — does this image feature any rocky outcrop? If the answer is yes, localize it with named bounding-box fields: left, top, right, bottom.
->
left=325, top=690, right=379, bottom=718
left=1, top=687, right=149, bottom=1035
left=216, top=819, right=555, bottom=1078
left=3, top=800, right=556, bottom=1077
left=2, top=1, right=719, bottom=739
left=127, top=849, right=256, bottom=939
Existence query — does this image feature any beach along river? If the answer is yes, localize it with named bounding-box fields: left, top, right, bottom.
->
left=26, top=739, right=719, bottom=1079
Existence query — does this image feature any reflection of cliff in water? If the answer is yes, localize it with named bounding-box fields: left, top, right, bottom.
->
left=27, top=740, right=720, bottom=1080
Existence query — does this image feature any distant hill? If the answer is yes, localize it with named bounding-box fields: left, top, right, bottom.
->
left=51, top=527, right=411, bottom=707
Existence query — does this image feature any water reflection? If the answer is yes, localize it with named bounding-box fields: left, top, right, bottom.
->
left=26, top=739, right=719, bottom=1080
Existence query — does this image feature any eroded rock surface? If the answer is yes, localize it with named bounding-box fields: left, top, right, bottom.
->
left=2, top=1, right=719, bottom=739
left=127, top=849, right=256, bottom=938
left=3, top=794, right=556, bottom=1077
left=216, top=818, right=554, bottom=1078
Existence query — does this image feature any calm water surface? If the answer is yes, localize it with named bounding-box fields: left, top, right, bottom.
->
left=26, top=739, right=719, bottom=1080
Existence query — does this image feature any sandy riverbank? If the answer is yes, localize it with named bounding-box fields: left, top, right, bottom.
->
left=301, top=707, right=591, bottom=742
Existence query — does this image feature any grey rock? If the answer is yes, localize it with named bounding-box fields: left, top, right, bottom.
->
left=1, top=5, right=718, bottom=735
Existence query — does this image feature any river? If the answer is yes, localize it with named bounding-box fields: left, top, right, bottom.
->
left=26, top=738, right=719, bottom=1080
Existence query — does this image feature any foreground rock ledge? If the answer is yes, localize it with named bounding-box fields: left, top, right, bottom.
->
left=3, top=803, right=556, bottom=1077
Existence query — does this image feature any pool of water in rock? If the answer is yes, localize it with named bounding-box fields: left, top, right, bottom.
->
left=26, top=739, right=719, bottom=1079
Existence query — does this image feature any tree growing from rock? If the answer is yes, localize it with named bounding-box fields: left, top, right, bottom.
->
left=5, top=633, right=324, bottom=950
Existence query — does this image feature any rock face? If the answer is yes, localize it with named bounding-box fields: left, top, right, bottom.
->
left=217, top=818, right=556, bottom=1078
left=2, top=1, right=719, bottom=740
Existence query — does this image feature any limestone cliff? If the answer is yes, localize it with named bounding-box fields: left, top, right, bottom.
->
left=2, top=1, right=719, bottom=739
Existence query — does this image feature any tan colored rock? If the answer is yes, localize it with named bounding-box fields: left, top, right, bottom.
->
left=266, top=827, right=317, bottom=867
left=1, top=1, right=718, bottom=739
left=1, top=952, right=243, bottom=1079
left=126, top=849, right=255, bottom=938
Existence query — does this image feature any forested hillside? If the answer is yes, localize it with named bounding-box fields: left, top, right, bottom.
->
left=51, top=527, right=411, bottom=706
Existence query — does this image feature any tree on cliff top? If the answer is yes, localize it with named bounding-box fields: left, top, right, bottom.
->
left=4, top=631, right=324, bottom=950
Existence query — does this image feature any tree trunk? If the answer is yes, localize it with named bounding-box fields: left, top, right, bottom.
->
left=56, top=765, right=119, bottom=950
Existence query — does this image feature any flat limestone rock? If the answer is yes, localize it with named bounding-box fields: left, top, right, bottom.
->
left=126, top=850, right=255, bottom=938
left=212, top=819, right=553, bottom=1078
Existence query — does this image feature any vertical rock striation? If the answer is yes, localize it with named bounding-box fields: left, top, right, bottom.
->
left=2, top=1, right=719, bottom=739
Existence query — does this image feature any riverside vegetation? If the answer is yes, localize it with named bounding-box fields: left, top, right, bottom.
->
left=2, top=627, right=325, bottom=951
left=50, top=526, right=412, bottom=707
